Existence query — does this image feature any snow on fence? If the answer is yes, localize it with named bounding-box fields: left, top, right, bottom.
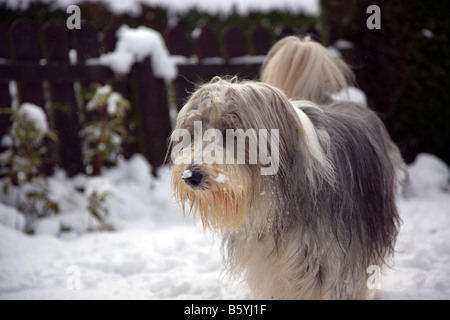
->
left=0, top=18, right=296, bottom=177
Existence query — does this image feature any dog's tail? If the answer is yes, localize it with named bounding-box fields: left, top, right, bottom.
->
left=260, top=36, right=354, bottom=104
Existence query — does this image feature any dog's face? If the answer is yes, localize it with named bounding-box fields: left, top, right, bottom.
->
left=170, top=77, right=304, bottom=232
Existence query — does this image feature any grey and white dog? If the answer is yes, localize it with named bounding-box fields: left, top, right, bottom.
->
left=170, top=76, right=402, bottom=299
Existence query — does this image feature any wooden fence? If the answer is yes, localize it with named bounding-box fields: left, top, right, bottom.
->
left=167, top=25, right=275, bottom=109
left=0, top=19, right=293, bottom=177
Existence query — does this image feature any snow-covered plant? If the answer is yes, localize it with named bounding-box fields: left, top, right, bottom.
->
left=0, top=103, right=59, bottom=225
left=81, top=84, right=131, bottom=175
left=85, top=178, right=115, bottom=231
left=87, top=190, right=111, bottom=229
left=1, top=103, right=57, bottom=184
left=15, top=179, right=59, bottom=220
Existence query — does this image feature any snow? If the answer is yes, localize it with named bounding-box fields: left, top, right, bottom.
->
left=326, top=41, right=368, bottom=107
left=404, top=153, right=450, bottom=197
left=229, top=55, right=267, bottom=64
left=1, top=0, right=320, bottom=17
left=332, top=86, right=368, bottom=107
left=0, top=152, right=449, bottom=300
left=14, top=103, right=49, bottom=134
left=0, top=155, right=250, bottom=299
left=181, top=169, right=193, bottom=180
left=214, top=173, right=228, bottom=183
left=334, top=39, right=354, bottom=50
left=88, top=25, right=177, bottom=81
left=107, top=92, right=123, bottom=116
left=421, top=29, right=433, bottom=39
left=86, top=84, right=112, bottom=111
left=0, top=204, right=26, bottom=231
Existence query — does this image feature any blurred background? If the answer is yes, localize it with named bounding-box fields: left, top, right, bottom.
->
left=0, top=0, right=449, bottom=176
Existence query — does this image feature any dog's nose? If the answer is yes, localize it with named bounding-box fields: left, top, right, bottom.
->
left=182, top=168, right=204, bottom=188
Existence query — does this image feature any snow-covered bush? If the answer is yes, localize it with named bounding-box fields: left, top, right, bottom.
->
left=80, top=84, right=131, bottom=175
left=86, top=189, right=112, bottom=230
left=1, top=103, right=57, bottom=184
left=84, top=176, right=117, bottom=231
left=0, top=103, right=59, bottom=231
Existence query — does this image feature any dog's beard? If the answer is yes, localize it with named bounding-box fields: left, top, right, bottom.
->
left=172, top=148, right=252, bottom=232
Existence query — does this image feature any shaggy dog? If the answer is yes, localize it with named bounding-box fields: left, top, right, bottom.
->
left=260, top=36, right=355, bottom=103
left=170, top=76, right=402, bottom=299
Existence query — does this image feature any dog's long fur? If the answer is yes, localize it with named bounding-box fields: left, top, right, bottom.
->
left=260, top=35, right=404, bottom=200
left=260, top=36, right=355, bottom=103
left=170, top=77, right=402, bottom=299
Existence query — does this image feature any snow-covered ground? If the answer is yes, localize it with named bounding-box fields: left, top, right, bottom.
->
left=0, top=155, right=251, bottom=299
left=1, top=152, right=449, bottom=300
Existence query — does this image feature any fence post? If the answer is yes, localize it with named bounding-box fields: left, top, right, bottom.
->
left=130, top=57, right=171, bottom=176
left=165, top=25, right=195, bottom=110
left=41, top=21, right=84, bottom=176
left=249, top=26, right=272, bottom=56
left=8, top=18, right=57, bottom=176
left=0, top=22, right=10, bottom=139
left=102, top=25, right=138, bottom=161
left=222, top=26, right=247, bottom=60
left=166, top=25, right=192, bottom=58
left=195, top=27, right=221, bottom=60
left=9, top=18, right=45, bottom=107
left=72, top=20, right=103, bottom=175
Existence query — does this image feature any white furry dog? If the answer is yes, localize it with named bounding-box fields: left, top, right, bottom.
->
left=170, top=76, right=402, bottom=299
left=260, top=36, right=355, bottom=104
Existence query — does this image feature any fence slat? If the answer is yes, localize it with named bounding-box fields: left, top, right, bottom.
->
left=131, top=57, right=171, bottom=175
left=0, top=23, right=9, bottom=59
left=250, top=26, right=272, bottom=56
left=41, top=21, right=84, bottom=176
left=73, top=20, right=100, bottom=61
left=0, top=22, right=11, bottom=109
left=177, top=63, right=261, bottom=80
left=276, top=26, right=294, bottom=40
left=103, top=25, right=119, bottom=53
left=222, top=26, right=247, bottom=60
left=195, top=27, right=221, bottom=60
left=0, top=23, right=10, bottom=149
left=102, top=24, right=139, bottom=160
left=72, top=20, right=104, bottom=174
left=173, top=76, right=196, bottom=111
left=166, top=26, right=192, bottom=58
left=9, top=18, right=45, bottom=107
